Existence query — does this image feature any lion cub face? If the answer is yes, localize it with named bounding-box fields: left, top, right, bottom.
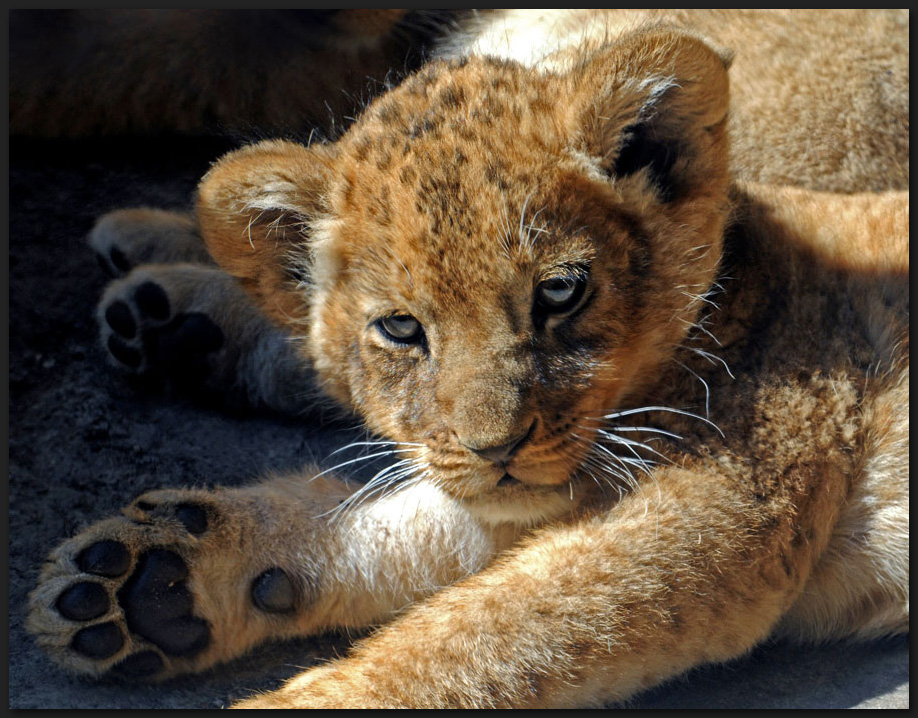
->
left=198, top=28, right=732, bottom=520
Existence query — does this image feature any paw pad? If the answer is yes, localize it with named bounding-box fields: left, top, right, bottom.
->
left=104, top=301, right=136, bottom=339
left=174, top=503, right=209, bottom=535
left=31, top=490, right=319, bottom=682
left=99, top=274, right=226, bottom=397
left=77, top=540, right=131, bottom=577
left=107, top=335, right=143, bottom=368
left=72, top=622, right=125, bottom=659
left=135, top=500, right=210, bottom=536
left=87, top=207, right=212, bottom=279
left=116, top=549, right=210, bottom=657
left=56, top=582, right=108, bottom=621
left=110, top=649, right=164, bottom=679
left=252, top=568, right=297, bottom=614
left=153, top=314, right=224, bottom=393
left=133, top=281, right=171, bottom=321
left=95, top=245, right=132, bottom=277
left=32, top=504, right=217, bottom=680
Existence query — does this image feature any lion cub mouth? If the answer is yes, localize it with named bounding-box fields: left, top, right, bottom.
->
left=496, top=473, right=521, bottom=488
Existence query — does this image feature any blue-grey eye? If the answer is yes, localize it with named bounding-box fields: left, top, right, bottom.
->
left=376, top=314, right=424, bottom=344
left=535, top=274, right=587, bottom=314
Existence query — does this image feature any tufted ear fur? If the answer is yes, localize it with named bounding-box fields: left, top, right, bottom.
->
left=195, top=139, right=335, bottom=327
left=568, top=26, right=733, bottom=204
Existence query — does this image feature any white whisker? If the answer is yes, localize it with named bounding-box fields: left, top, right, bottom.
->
left=601, top=425, right=683, bottom=441
left=327, top=440, right=424, bottom=457
left=603, top=405, right=724, bottom=437
left=687, top=347, right=736, bottom=380
left=322, top=458, right=428, bottom=522
left=674, top=359, right=712, bottom=418
left=309, top=449, right=410, bottom=482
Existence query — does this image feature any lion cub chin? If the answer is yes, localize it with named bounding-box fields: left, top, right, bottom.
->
left=29, top=11, right=907, bottom=709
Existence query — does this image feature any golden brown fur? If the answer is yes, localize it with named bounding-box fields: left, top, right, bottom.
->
left=27, top=10, right=907, bottom=708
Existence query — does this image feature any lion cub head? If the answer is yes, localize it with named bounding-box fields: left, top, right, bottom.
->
left=197, top=28, right=732, bottom=522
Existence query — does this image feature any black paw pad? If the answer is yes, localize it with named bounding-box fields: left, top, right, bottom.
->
left=107, top=335, right=142, bottom=368
left=77, top=540, right=131, bottom=578
left=134, top=282, right=170, bottom=321
left=109, top=246, right=132, bottom=273
left=150, top=313, right=225, bottom=392
left=105, top=301, right=136, bottom=339
left=252, top=568, right=297, bottom=614
left=72, top=622, right=124, bottom=659
left=161, top=313, right=224, bottom=357
left=174, top=503, right=208, bottom=535
left=109, top=650, right=164, bottom=679
left=118, top=550, right=210, bottom=657
left=56, top=582, right=109, bottom=621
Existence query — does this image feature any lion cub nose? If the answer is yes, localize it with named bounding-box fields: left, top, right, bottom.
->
left=462, top=422, right=534, bottom=465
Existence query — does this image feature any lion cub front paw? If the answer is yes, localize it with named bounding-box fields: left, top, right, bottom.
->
left=28, top=490, right=310, bottom=681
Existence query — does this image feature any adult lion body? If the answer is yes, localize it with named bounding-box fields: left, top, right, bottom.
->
left=27, top=9, right=907, bottom=708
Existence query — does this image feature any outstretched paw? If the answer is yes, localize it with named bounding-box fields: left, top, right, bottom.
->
left=88, top=208, right=213, bottom=278
left=28, top=489, right=312, bottom=681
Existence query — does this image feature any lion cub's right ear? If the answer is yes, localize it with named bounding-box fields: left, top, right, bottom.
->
left=196, top=139, right=335, bottom=327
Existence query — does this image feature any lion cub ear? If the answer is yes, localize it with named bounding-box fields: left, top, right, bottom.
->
left=196, top=139, right=335, bottom=326
left=568, top=26, right=733, bottom=203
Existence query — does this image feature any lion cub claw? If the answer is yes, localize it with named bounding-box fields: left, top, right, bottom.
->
left=27, top=490, right=309, bottom=681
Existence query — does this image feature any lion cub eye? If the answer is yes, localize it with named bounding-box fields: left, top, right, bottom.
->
left=535, top=274, right=587, bottom=315
left=376, top=314, right=425, bottom=345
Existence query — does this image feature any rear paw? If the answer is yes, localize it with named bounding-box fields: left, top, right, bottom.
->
left=89, top=208, right=212, bottom=277
left=27, top=490, right=309, bottom=680
left=97, top=267, right=229, bottom=398
left=96, top=264, right=318, bottom=413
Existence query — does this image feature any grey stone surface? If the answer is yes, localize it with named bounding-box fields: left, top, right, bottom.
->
left=8, top=138, right=908, bottom=709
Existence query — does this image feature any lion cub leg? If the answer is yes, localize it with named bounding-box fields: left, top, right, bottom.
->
left=88, top=208, right=213, bottom=277
left=28, top=473, right=506, bottom=681
left=97, top=263, right=315, bottom=413
left=234, top=463, right=852, bottom=709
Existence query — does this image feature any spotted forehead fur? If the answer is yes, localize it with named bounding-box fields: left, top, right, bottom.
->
left=326, top=57, right=620, bottom=315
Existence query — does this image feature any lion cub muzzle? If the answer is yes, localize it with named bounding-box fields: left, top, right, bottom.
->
left=460, top=419, right=535, bottom=466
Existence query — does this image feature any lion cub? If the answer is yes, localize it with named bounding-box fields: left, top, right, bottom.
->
left=29, top=11, right=907, bottom=708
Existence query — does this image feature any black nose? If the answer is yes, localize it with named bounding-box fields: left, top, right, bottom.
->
left=464, top=422, right=534, bottom=465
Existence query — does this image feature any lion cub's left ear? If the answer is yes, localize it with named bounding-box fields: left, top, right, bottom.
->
left=568, top=26, right=733, bottom=204
left=196, top=139, right=335, bottom=326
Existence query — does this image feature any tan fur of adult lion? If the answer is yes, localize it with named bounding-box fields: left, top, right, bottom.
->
left=28, top=10, right=907, bottom=708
